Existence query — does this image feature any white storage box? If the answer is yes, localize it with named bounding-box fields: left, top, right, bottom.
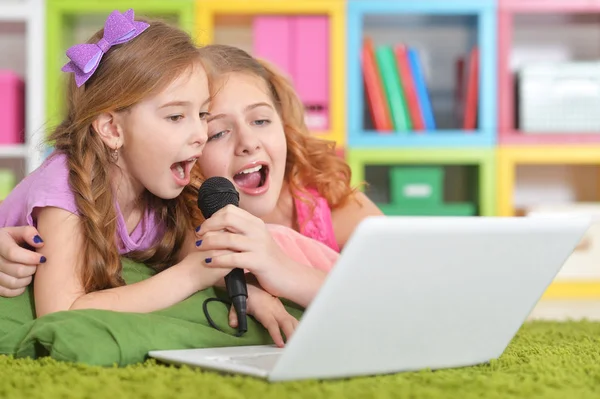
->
left=519, top=62, right=600, bottom=133
left=526, top=203, right=600, bottom=281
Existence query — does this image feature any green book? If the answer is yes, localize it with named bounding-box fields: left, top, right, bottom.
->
left=378, top=203, right=477, bottom=217
left=375, top=45, right=412, bottom=132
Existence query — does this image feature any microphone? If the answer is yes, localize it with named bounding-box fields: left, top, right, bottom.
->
left=197, top=176, right=248, bottom=335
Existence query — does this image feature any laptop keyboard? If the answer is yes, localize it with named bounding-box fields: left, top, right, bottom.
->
left=224, top=353, right=282, bottom=371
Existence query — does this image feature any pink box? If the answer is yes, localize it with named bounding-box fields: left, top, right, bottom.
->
left=253, top=15, right=330, bottom=132
left=0, top=71, right=25, bottom=144
left=291, top=16, right=330, bottom=131
left=252, top=16, right=293, bottom=79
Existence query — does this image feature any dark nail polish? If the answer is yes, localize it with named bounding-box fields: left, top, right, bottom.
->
left=33, top=235, right=43, bottom=244
left=195, top=226, right=201, bottom=232
left=40, top=256, right=46, bottom=264
left=195, top=240, right=202, bottom=247
left=205, top=258, right=212, bottom=264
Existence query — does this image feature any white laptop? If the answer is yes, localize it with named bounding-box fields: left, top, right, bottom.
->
left=149, top=216, right=590, bottom=382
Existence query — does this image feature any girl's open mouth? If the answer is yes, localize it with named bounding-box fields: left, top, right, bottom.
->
left=170, top=158, right=197, bottom=186
left=232, top=164, right=270, bottom=195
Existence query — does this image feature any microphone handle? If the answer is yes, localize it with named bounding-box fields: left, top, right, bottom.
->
left=225, top=268, right=248, bottom=299
left=225, top=268, right=248, bottom=334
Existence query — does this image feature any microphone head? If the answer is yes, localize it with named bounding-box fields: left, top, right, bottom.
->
left=197, top=176, right=240, bottom=219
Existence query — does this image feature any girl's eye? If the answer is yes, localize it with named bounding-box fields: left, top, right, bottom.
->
left=168, top=115, right=183, bottom=122
left=208, top=131, right=227, bottom=142
left=253, top=119, right=271, bottom=126
left=199, top=112, right=210, bottom=120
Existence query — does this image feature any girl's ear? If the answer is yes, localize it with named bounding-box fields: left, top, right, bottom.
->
left=92, top=112, right=123, bottom=149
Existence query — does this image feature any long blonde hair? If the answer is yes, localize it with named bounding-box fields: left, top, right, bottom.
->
left=185, top=44, right=355, bottom=226
left=50, top=18, right=202, bottom=293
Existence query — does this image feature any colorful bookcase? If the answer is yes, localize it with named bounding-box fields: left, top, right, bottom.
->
left=1, top=0, right=597, bottom=299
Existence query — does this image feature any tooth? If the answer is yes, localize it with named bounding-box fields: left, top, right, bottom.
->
left=176, top=164, right=184, bottom=179
left=241, top=165, right=262, bottom=174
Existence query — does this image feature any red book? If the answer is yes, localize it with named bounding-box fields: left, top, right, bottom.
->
left=463, top=46, right=479, bottom=130
left=362, top=38, right=393, bottom=132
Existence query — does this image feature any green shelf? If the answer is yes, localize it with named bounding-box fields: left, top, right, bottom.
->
left=347, top=148, right=495, bottom=216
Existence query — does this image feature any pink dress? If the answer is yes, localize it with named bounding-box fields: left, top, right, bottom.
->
left=293, top=187, right=339, bottom=252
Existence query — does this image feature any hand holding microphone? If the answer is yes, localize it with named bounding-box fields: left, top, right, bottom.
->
left=197, top=176, right=248, bottom=335
left=197, top=176, right=317, bottom=330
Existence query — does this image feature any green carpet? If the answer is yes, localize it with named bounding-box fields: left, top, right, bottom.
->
left=1, top=321, right=599, bottom=399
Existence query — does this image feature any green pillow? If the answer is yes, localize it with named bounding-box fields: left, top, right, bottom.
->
left=0, top=259, right=304, bottom=366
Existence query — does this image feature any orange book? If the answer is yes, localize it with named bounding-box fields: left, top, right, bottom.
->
left=395, top=44, right=425, bottom=131
left=362, top=38, right=393, bottom=132
left=463, top=46, right=479, bottom=130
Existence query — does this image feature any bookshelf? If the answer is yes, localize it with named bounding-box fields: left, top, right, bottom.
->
left=497, top=0, right=600, bottom=299
left=497, top=145, right=600, bottom=298
left=347, top=0, right=497, bottom=148
left=45, top=0, right=196, bottom=136
left=497, top=146, right=600, bottom=216
left=346, top=0, right=496, bottom=219
left=195, top=0, right=346, bottom=148
left=0, top=0, right=46, bottom=176
left=0, top=0, right=596, bottom=298
left=498, top=0, right=600, bottom=144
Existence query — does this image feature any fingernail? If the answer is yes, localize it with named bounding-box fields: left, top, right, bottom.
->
left=195, top=226, right=201, bottom=232
left=33, top=235, right=43, bottom=244
left=205, top=258, right=212, bottom=264
left=195, top=240, right=202, bottom=247
left=40, top=256, right=46, bottom=263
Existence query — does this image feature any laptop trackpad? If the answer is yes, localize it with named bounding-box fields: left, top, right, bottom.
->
left=214, top=353, right=282, bottom=371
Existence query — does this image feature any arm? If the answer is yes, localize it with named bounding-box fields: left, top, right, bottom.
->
left=34, top=207, right=229, bottom=317
left=332, top=191, right=384, bottom=250
left=176, top=229, right=198, bottom=263
left=260, top=260, right=326, bottom=308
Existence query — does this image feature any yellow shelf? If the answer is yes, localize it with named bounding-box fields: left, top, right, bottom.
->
left=195, top=0, right=346, bottom=148
left=497, top=146, right=600, bottom=216
left=542, top=281, right=600, bottom=300
left=497, top=146, right=600, bottom=300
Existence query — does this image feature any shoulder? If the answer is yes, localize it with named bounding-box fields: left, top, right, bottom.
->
left=331, top=191, right=383, bottom=249
left=22, top=152, right=71, bottom=192
left=28, top=153, right=78, bottom=213
left=0, top=152, right=78, bottom=227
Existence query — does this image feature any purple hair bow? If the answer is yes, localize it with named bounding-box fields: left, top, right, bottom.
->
left=61, top=9, right=149, bottom=87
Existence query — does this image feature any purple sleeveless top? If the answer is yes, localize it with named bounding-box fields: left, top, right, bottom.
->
left=0, top=152, right=164, bottom=254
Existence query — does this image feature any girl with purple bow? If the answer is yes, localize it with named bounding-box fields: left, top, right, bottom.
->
left=0, top=10, right=268, bottom=323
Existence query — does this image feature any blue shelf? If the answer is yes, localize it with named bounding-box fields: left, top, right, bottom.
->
left=347, top=0, right=498, bottom=148
left=349, top=130, right=495, bottom=147
left=348, top=0, right=496, bottom=14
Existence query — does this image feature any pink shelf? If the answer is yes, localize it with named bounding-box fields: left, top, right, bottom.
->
left=498, top=7, right=600, bottom=145
left=499, top=0, right=600, bottom=12
left=498, top=11, right=513, bottom=134
left=500, top=130, right=600, bottom=145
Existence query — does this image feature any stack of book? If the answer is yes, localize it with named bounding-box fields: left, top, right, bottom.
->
left=362, top=37, right=479, bottom=133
